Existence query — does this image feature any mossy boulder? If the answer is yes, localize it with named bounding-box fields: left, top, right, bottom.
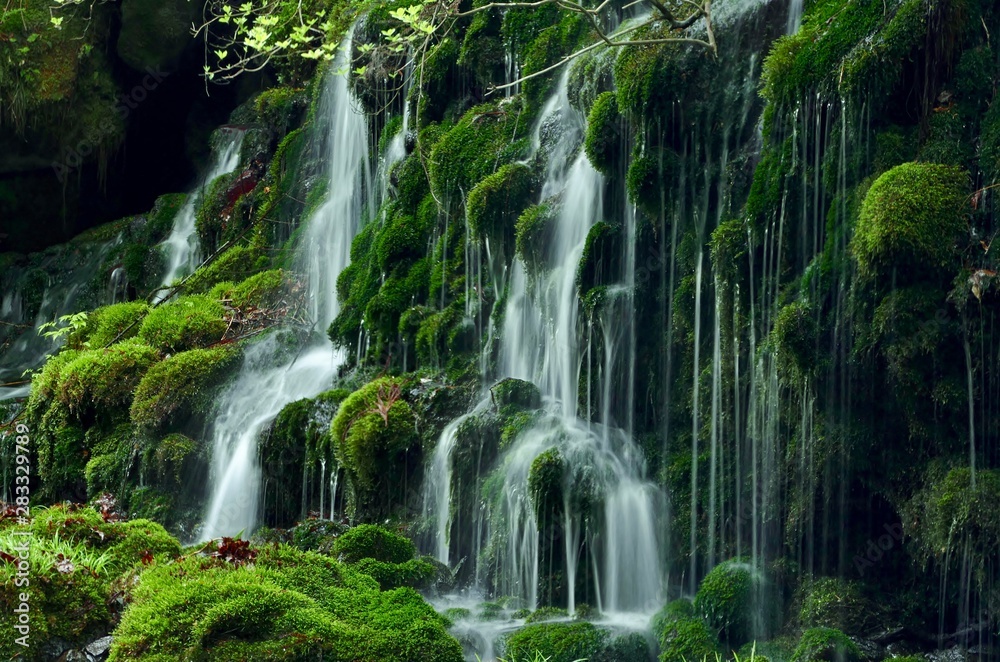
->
left=503, top=621, right=606, bottom=662
left=109, top=544, right=463, bottom=661
left=56, top=339, right=160, bottom=415
left=584, top=91, right=624, bottom=176
left=138, top=295, right=228, bottom=352
left=333, top=524, right=416, bottom=564
left=694, top=560, right=759, bottom=646
left=516, top=201, right=558, bottom=273
left=627, top=146, right=677, bottom=218
left=210, top=269, right=291, bottom=309
left=330, top=378, right=420, bottom=516
left=491, top=378, right=542, bottom=410
left=577, top=222, right=623, bottom=296
left=790, top=627, right=861, bottom=662
left=852, top=163, right=968, bottom=284
left=130, top=346, right=237, bottom=428
left=798, top=578, right=875, bottom=636
left=467, top=162, right=536, bottom=258
left=656, top=616, right=719, bottom=662
left=428, top=99, right=531, bottom=200
left=771, top=301, right=819, bottom=379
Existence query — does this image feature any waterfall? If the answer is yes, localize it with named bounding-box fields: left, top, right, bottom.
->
left=0, top=235, right=123, bottom=401
left=424, top=71, right=664, bottom=617
left=158, top=129, right=245, bottom=295
left=199, top=37, right=371, bottom=541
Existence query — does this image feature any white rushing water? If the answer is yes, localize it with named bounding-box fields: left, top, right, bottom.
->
left=424, top=71, right=664, bottom=633
left=199, top=38, right=371, bottom=540
left=157, top=129, right=245, bottom=296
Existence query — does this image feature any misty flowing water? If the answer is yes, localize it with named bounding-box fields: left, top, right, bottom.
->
left=423, top=72, right=664, bottom=652
left=158, top=129, right=246, bottom=294
left=199, top=44, right=371, bottom=540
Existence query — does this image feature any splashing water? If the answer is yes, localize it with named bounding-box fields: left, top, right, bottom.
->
left=199, top=39, right=371, bottom=541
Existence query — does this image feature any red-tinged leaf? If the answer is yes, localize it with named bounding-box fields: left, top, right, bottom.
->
left=140, top=550, right=154, bottom=566
left=0, top=551, right=16, bottom=564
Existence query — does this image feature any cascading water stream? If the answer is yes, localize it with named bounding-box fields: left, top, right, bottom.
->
left=199, top=39, right=371, bottom=540
left=158, top=130, right=245, bottom=296
left=424, top=70, right=664, bottom=625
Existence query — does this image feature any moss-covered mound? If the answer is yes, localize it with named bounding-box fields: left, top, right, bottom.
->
left=130, top=346, right=238, bottom=428
left=694, top=560, right=760, bottom=647
left=330, top=377, right=420, bottom=516
left=790, top=627, right=861, bottom=662
left=0, top=504, right=180, bottom=661
left=138, top=295, right=229, bottom=353
left=109, top=543, right=463, bottom=661
left=852, top=163, right=968, bottom=283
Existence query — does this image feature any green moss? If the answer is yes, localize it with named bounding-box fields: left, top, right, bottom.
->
left=593, top=632, right=652, bottom=662
left=577, top=222, right=622, bottom=295
left=873, top=126, right=918, bottom=175
left=253, top=86, right=307, bottom=133
left=71, top=301, right=150, bottom=349
left=57, top=339, right=160, bottom=415
left=852, top=163, right=968, bottom=283
left=518, top=10, right=588, bottom=105
left=771, top=301, right=819, bottom=379
left=906, top=467, right=1000, bottom=580
left=515, top=201, right=556, bottom=274
left=919, top=108, right=973, bottom=167
left=790, top=627, right=861, bottom=662
left=656, top=616, right=719, bottom=662
left=503, top=621, right=606, bottom=662
left=109, top=544, right=462, bottom=661
left=467, top=162, right=535, bottom=255
left=333, top=524, right=416, bottom=564
left=428, top=98, right=531, bottom=200
left=799, top=578, right=874, bottom=635
left=627, top=146, right=676, bottom=217
left=130, top=346, right=237, bottom=428
left=138, top=295, right=228, bottom=352
left=491, top=378, right=542, bottom=410
left=329, top=378, right=420, bottom=514
left=183, top=244, right=266, bottom=293
left=529, top=448, right=565, bottom=520
left=694, top=560, right=759, bottom=646
left=584, top=91, right=624, bottom=176
left=353, top=557, right=438, bottom=591
left=525, top=606, right=568, bottom=623
left=146, top=193, right=188, bottom=244
left=981, top=99, right=1000, bottom=183
left=211, top=269, right=290, bottom=309
left=761, top=0, right=927, bottom=106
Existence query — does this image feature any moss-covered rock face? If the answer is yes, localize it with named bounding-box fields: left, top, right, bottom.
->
left=790, top=627, right=862, bottom=662
left=130, top=346, right=237, bottom=428
left=852, top=163, right=969, bottom=284
left=429, top=98, right=532, bottom=200
left=694, top=560, right=760, bottom=647
left=109, top=543, right=463, bottom=661
left=138, top=295, right=228, bottom=353
left=655, top=615, right=719, bottom=662
left=516, top=201, right=558, bottom=273
left=467, top=162, right=536, bottom=259
left=906, top=467, right=1000, bottom=583
left=330, top=377, right=420, bottom=517
left=761, top=0, right=928, bottom=107
left=577, top=222, right=623, bottom=296
left=332, top=524, right=436, bottom=591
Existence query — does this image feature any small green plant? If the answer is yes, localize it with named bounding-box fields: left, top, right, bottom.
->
left=38, top=311, right=89, bottom=342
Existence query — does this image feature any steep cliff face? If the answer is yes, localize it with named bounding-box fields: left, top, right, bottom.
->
left=3, top=0, right=1000, bottom=659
